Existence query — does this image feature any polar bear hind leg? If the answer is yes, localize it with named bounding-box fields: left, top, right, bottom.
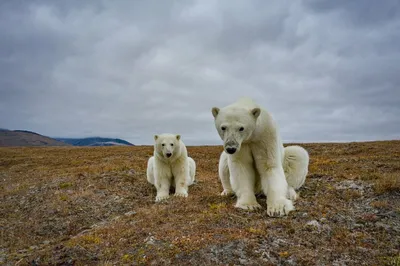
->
left=146, top=156, right=155, bottom=185
left=188, top=157, right=196, bottom=186
left=283, top=146, right=309, bottom=200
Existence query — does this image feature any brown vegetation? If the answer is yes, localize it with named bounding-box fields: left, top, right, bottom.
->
left=1, top=141, right=399, bottom=265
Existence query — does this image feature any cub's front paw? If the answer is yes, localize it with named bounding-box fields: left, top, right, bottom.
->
left=174, top=191, right=188, bottom=198
left=220, top=189, right=234, bottom=196
left=155, top=194, right=170, bottom=202
left=267, top=198, right=294, bottom=217
left=235, top=201, right=262, bottom=211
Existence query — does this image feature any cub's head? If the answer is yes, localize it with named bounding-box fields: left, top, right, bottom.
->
left=211, top=106, right=260, bottom=154
left=154, top=134, right=181, bottom=159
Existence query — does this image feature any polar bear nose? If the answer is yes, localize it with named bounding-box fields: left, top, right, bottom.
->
left=226, top=147, right=237, bottom=154
left=166, top=152, right=172, bottom=157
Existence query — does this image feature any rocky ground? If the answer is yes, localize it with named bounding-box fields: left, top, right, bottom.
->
left=1, top=141, right=399, bottom=265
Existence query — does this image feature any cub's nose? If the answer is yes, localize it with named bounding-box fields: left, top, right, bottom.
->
left=226, top=147, right=237, bottom=154
left=166, top=153, right=172, bottom=158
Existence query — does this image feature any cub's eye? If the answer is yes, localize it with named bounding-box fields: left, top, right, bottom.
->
left=239, top=127, right=244, bottom=131
left=221, top=126, right=226, bottom=131
left=162, top=144, right=165, bottom=147
left=170, top=143, right=174, bottom=146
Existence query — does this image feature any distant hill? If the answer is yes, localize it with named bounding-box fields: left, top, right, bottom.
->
left=55, top=137, right=134, bottom=147
left=0, top=129, right=71, bottom=147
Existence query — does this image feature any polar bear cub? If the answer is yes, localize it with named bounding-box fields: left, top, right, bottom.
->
left=146, top=133, right=196, bottom=202
left=212, top=97, right=309, bottom=217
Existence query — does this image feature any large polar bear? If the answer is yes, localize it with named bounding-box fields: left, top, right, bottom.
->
left=212, top=97, right=309, bottom=217
left=146, top=133, right=196, bottom=202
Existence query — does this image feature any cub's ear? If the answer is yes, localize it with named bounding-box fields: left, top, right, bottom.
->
left=154, top=135, right=158, bottom=141
left=251, top=108, right=261, bottom=118
left=212, top=107, right=220, bottom=118
left=176, top=134, right=181, bottom=140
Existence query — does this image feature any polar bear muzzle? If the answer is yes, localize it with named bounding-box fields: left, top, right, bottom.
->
left=226, top=147, right=237, bottom=154
left=224, top=139, right=239, bottom=154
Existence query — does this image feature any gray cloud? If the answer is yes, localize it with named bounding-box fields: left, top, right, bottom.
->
left=1, top=0, right=399, bottom=145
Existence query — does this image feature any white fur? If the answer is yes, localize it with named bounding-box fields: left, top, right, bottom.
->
left=146, top=134, right=196, bottom=202
left=212, top=97, right=309, bottom=216
left=219, top=145, right=262, bottom=210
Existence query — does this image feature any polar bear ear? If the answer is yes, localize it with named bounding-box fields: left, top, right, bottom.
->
left=212, top=107, right=220, bottom=118
left=176, top=134, right=181, bottom=140
left=154, top=135, right=158, bottom=141
left=251, top=108, right=261, bottom=118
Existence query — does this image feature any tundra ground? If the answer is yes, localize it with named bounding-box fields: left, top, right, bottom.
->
left=1, top=141, right=399, bottom=265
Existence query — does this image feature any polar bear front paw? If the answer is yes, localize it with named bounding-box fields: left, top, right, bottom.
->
left=287, top=187, right=298, bottom=201
left=267, top=198, right=294, bottom=217
left=221, top=189, right=234, bottom=196
left=174, top=191, right=188, bottom=198
left=235, top=201, right=262, bottom=211
left=155, top=194, right=170, bottom=202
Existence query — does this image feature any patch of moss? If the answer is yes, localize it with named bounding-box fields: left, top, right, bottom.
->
left=59, top=194, right=68, bottom=201
left=59, top=182, right=74, bottom=189
left=208, top=202, right=226, bottom=210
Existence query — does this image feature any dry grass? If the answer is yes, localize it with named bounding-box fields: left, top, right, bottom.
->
left=374, top=173, right=400, bottom=195
left=1, top=141, right=399, bottom=265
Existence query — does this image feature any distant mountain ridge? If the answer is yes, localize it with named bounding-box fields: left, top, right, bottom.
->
left=13, top=130, right=43, bottom=135
left=0, top=129, right=70, bottom=147
left=55, top=137, right=134, bottom=146
left=0, top=128, right=134, bottom=147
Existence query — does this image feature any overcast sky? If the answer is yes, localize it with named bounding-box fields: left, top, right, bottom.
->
left=1, top=0, right=399, bottom=145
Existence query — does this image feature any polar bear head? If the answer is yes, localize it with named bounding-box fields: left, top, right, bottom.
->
left=154, top=133, right=181, bottom=159
left=211, top=106, right=260, bottom=154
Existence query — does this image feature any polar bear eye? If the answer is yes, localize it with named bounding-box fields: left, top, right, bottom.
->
left=239, top=127, right=244, bottom=131
left=221, top=126, right=226, bottom=131
left=162, top=144, right=165, bottom=147
left=170, top=143, right=174, bottom=146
